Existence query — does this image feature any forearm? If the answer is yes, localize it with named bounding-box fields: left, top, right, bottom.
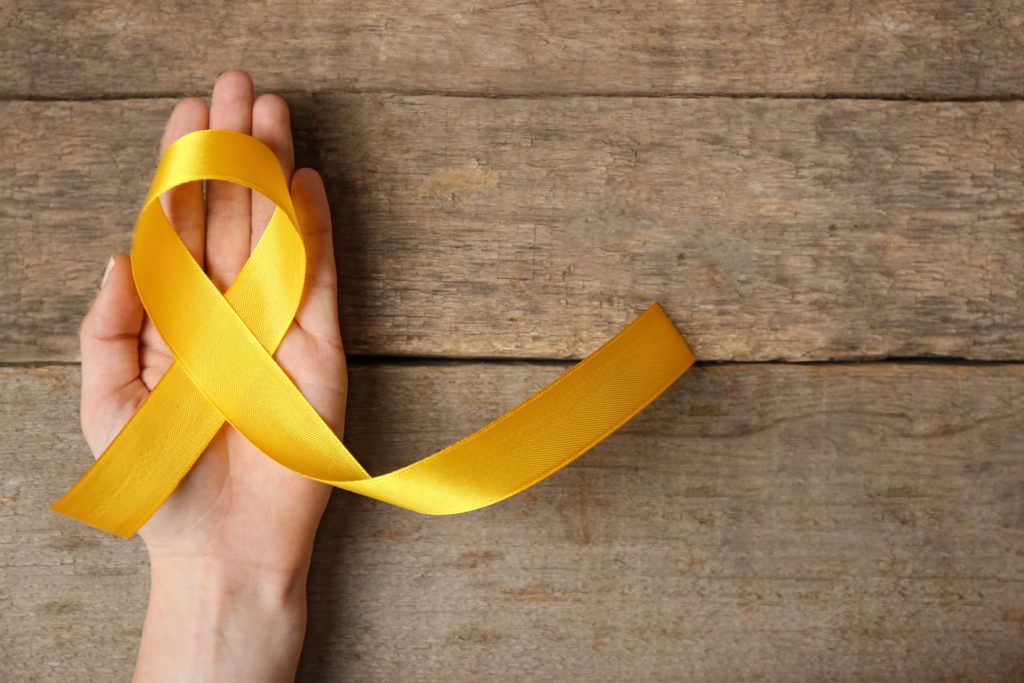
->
left=133, top=555, right=309, bottom=682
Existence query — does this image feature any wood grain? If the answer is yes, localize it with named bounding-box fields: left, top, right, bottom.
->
left=3, top=96, right=1022, bottom=363
left=3, top=362, right=1022, bottom=681
left=3, top=1, right=1024, bottom=99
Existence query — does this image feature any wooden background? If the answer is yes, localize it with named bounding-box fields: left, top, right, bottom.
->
left=2, top=1, right=1022, bottom=680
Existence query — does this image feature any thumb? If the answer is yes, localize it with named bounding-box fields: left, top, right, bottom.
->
left=80, top=254, right=148, bottom=456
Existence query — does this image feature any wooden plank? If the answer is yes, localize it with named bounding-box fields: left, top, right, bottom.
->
left=2, top=362, right=1022, bottom=681
left=3, top=96, right=1023, bottom=363
left=3, top=2, right=1024, bottom=99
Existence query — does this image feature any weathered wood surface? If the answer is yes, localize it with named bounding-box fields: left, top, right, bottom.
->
left=3, top=363, right=1022, bottom=681
left=3, top=1, right=1024, bottom=99
left=3, top=96, right=1023, bottom=363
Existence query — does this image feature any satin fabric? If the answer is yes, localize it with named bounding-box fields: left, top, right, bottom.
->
left=52, top=129, right=696, bottom=538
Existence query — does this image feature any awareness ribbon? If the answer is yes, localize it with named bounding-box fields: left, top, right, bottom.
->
left=52, top=129, right=696, bottom=538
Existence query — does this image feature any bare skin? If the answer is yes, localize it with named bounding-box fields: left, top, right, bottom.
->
left=79, top=69, right=344, bottom=682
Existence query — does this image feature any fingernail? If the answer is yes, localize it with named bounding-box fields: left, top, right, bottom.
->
left=101, top=256, right=114, bottom=288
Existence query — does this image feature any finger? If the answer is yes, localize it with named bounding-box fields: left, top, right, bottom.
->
left=291, top=169, right=341, bottom=341
left=251, top=93, right=295, bottom=250
left=205, top=69, right=253, bottom=291
left=158, top=97, right=209, bottom=265
left=80, top=255, right=147, bottom=453
left=142, top=97, right=210, bottom=361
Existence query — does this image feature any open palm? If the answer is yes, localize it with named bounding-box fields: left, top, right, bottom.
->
left=79, top=70, right=345, bottom=575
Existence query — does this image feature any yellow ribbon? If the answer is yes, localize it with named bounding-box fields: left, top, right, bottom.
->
left=52, top=130, right=696, bottom=538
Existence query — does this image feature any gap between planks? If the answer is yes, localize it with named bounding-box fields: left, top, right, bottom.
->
left=5, top=89, right=1024, bottom=104
left=2, top=359, right=1022, bottom=370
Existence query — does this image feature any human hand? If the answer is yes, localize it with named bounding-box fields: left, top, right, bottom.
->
left=78, top=69, right=344, bottom=681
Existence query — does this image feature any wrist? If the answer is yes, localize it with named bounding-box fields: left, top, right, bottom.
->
left=134, top=554, right=309, bottom=682
left=147, top=549, right=311, bottom=600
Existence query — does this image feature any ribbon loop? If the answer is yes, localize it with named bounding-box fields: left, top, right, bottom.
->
left=53, top=129, right=696, bottom=538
